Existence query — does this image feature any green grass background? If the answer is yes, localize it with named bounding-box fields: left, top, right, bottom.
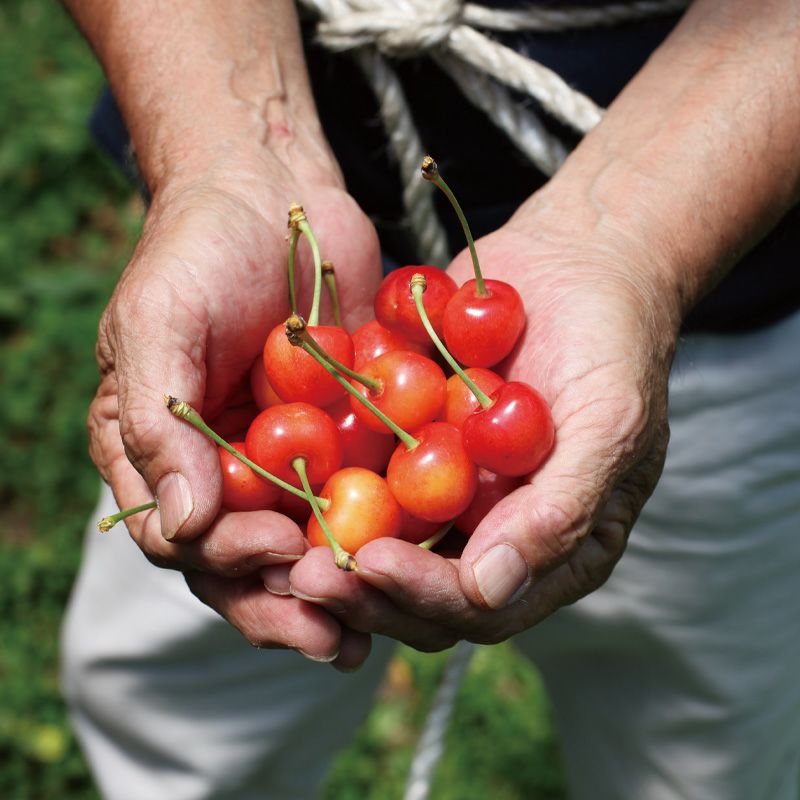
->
left=0, top=2, right=566, bottom=797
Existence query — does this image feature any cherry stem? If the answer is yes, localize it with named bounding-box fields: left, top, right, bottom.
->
left=286, top=331, right=419, bottom=451
left=287, top=225, right=300, bottom=315
left=418, top=520, right=455, bottom=551
left=164, top=395, right=330, bottom=510
left=421, top=156, right=487, bottom=297
left=289, top=203, right=324, bottom=327
left=97, top=500, right=157, bottom=533
left=286, top=314, right=381, bottom=393
left=292, top=457, right=356, bottom=572
left=409, top=275, right=492, bottom=409
left=322, top=261, right=342, bottom=327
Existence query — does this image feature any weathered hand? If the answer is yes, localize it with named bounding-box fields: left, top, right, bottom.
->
left=289, top=218, right=677, bottom=649
left=88, top=165, right=382, bottom=666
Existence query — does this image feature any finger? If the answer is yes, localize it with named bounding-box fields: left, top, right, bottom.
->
left=330, top=628, right=373, bottom=673
left=103, top=492, right=306, bottom=576
left=289, top=547, right=459, bottom=652
left=100, top=260, right=224, bottom=544
left=261, top=563, right=294, bottom=596
left=457, top=378, right=668, bottom=610
left=185, top=572, right=342, bottom=662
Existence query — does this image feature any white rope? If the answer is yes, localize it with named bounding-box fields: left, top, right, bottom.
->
left=402, top=641, right=477, bottom=800
left=300, top=0, right=686, bottom=261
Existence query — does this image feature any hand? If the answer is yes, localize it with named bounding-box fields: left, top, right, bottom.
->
left=288, top=215, right=677, bottom=649
left=88, top=159, right=382, bottom=668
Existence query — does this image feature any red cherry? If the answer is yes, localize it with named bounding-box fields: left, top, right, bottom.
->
left=245, top=402, right=342, bottom=487
left=352, top=319, right=432, bottom=371
left=219, top=442, right=282, bottom=512
left=250, top=356, right=283, bottom=409
left=350, top=351, right=446, bottom=435
left=398, top=509, right=442, bottom=545
left=374, top=265, right=457, bottom=343
left=387, top=422, right=478, bottom=522
left=462, top=382, right=554, bottom=477
left=278, top=481, right=320, bottom=526
left=442, top=279, right=526, bottom=368
left=440, top=367, right=504, bottom=428
left=326, top=397, right=396, bottom=474
left=455, top=468, right=523, bottom=535
left=264, top=323, right=354, bottom=407
left=307, top=467, right=402, bottom=552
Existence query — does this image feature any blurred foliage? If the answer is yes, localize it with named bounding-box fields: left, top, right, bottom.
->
left=0, top=1, right=565, bottom=798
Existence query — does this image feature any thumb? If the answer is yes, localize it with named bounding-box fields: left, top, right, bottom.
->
left=105, top=267, right=223, bottom=543
left=458, top=392, right=668, bottom=610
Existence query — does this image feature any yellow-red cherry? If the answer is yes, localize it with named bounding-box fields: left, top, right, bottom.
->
left=307, top=467, right=402, bottom=552
left=387, top=422, right=478, bottom=522
left=440, top=367, right=504, bottom=428
left=350, top=350, right=447, bottom=435
left=263, top=322, right=354, bottom=407
left=245, top=402, right=342, bottom=488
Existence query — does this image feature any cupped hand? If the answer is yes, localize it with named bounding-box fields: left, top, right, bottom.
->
left=289, top=215, right=679, bottom=648
left=88, top=159, right=382, bottom=666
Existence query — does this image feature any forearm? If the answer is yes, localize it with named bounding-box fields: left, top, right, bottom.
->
left=513, top=0, right=800, bottom=328
left=63, top=0, right=341, bottom=194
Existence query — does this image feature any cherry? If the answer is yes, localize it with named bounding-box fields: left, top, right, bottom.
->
left=245, top=402, right=342, bottom=487
left=352, top=319, right=431, bottom=371
left=288, top=322, right=446, bottom=436
left=440, top=367, right=504, bottom=428
left=263, top=320, right=354, bottom=407
left=387, top=422, right=477, bottom=522
left=219, top=441, right=281, bottom=512
left=421, top=156, right=526, bottom=367
left=326, top=397, right=396, bottom=473
left=349, top=350, right=446, bottom=435
left=462, top=382, right=555, bottom=476
left=455, top=468, right=523, bottom=535
left=398, top=509, right=441, bottom=545
left=442, top=278, right=526, bottom=367
left=410, top=274, right=554, bottom=478
left=250, top=356, right=283, bottom=409
left=307, top=467, right=402, bottom=552
left=374, top=265, right=457, bottom=344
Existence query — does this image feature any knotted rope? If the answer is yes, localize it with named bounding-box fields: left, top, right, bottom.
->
left=299, top=0, right=688, bottom=264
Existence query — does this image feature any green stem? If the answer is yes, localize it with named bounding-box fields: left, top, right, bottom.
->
left=421, top=156, right=487, bottom=296
left=409, top=275, right=493, bottom=409
left=287, top=227, right=300, bottom=315
left=322, top=261, right=342, bottom=327
left=164, top=396, right=330, bottom=510
left=295, top=321, right=381, bottom=393
left=286, top=335, right=419, bottom=451
left=293, top=457, right=356, bottom=571
left=97, top=500, right=157, bottom=533
left=418, top=520, right=455, bottom=550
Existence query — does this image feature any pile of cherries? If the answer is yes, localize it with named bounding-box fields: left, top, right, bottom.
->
left=163, top=157, right=555, bottom=571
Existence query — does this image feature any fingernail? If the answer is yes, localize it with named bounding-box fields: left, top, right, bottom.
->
left=261, top=566, right=292, bottom=596
left=157, top=472, right=193, bottom=541
left=297, top=648, right=339, bottom=664
left=289, top=588, right=346, bottom=616
left=472, top=543, right=531, bottom=609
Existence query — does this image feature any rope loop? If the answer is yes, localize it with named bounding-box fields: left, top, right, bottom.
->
left=318, top=0, right=463, bottom=57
